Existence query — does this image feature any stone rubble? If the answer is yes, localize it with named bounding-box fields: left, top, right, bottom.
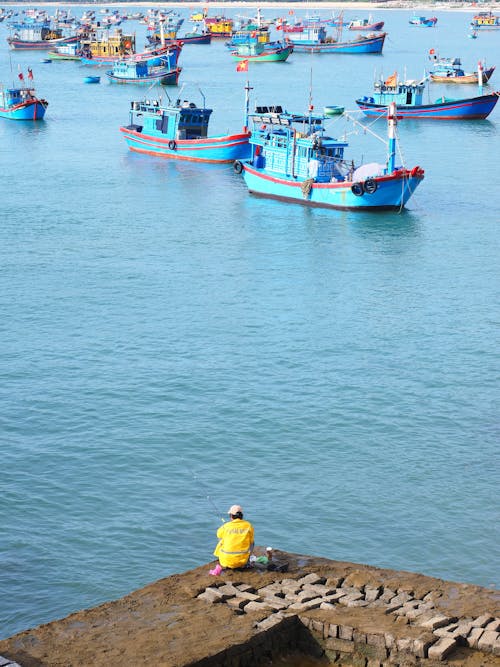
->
left=196, top=573, right=500, bottom=663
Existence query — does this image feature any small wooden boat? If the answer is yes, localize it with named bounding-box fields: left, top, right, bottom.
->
left=409, top=16, right=438, bottom=27
left=323, top=105, right=344, bottom=116
left=120, top=95, right=251, bottom=163
left=356, top=74, right=500, bottom=120
left=47, top=41, right=81, bottom=60
left=348, top=18, right=385, bottom=31
left=0, top=82, right=48, bottom=120
left=429, top=54, right=495, bottom=85
left=106, top=58, right=181, bottom=85
left=83, top=76, right=100, bottom=84
left=235, top=103, right=424, bottom=211
left=231, top=41, right=292, bottom=62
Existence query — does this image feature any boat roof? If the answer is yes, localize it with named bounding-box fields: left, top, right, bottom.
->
left=251, top=106, right=325, bottom=126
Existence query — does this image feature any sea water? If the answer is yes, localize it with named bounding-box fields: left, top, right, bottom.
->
left=1, top=7, right=499, bottom=639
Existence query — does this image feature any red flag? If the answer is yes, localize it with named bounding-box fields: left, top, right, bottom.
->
left=27, top=68, right=33, bottom=80
left=236, top=59, right=248, bottom=72
left=429, top=48, right=435, bottom=55
left=18, top=71, right=24, bottom=81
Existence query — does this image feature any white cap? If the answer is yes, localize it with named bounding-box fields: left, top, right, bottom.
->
left=228, top=504, right=243, bottom=515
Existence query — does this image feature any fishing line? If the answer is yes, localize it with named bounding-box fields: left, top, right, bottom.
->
left=180, top=457, right=226, bottom=523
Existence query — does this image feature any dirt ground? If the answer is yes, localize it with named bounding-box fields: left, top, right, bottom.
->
left=0, top=550, right=499, bottom=667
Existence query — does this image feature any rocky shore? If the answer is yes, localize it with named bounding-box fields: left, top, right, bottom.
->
left=0, top=551, right=499, bottom=666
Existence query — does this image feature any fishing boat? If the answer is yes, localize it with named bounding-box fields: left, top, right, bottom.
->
left=429, top=53, right=495, bottom=85
left=79, top=28, right=136, bottom=64
left=106, top=57, right=181, bottom=85
left=356, top=72, right=500, bottom=120
left=7, top=21, right=80, bottom=49
left=234, top=102, right=424, bottom=211
left=120, top=95, right=251, bottom=163
left=47, top=41, right=82, bottom=60
left=470, top=11, right=500, bottom=30
left=226, top=28, right=270, bottom=48
left=409, top=16, right=438, bottom=27
left=231, top=41, right=293, bottom=62
left=83, top=75, right=100, bottom=83
left=203, top=16, right=233, bottom=38
left=286, top=25, right=386, bottom=54
left=0, top=81, right=48, bottom=120
left=348, top=17, right=385, bottom=31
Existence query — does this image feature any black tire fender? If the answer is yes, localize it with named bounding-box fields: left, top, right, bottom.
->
left=363, top=178, right=378, bottom=194
left=168, top=140, right=177, bottom=150
left=233, top=160, right=243, bottom=174
left=351, top=182, right=364, bottom=197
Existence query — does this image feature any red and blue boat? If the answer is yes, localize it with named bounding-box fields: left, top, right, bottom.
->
left=234, top=102, right=424, bottom=211
left=0, top=82, right=48, bottom=120
left=120, top=95, right=251, bottom=163
left=356, top=74, right=499, bottom=120
left=7, top=21, right=80, bottom=49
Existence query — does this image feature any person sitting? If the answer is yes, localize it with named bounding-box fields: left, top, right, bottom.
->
left=213, top=504, right=254, bottom=570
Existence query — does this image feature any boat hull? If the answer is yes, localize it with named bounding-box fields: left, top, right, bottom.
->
left=356, top=92, right=500, bottom=119
left=429, top=66, right=495, bottom=84
left=241, top=163, right=424, bottom=211
left=0, top=100, right=47, bottom=120
left=7, top=34, right=79, bottom=50
left=231, top=46, right=293, bottom=62
left=107, top=67, right=181, bottom=85
left=47, top=51, right=81, bottom=60
left=290, top=33, right=385, bottom=54
left=120, top=127, right=251, bottom=163
left=349, top=21, right=385, bottom=31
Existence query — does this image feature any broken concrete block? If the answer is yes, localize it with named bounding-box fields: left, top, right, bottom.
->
left=466, top=627, right=484, bottom=648
left=310, top=619, right=324, bottom=635
left=412, top=638, right=433, bottom=658
left=339, top=625, right=354, bottom=641
left=255, top=614, right=284, bottom=631
left=419, top=615, right=457, bottom=631
left=365, top=587, right=382, bottom=602
left=380, top=588, right=397, bottom=603
left=353, top=630, right=367, bottom=644
left=286, top=598, right=323, bottom=612
left=427, top=637, right=457, bottom=661
left=366, top=634, right=386, bottom=649
left=477, top=630, right=499, bottom=652
left=197, top=588, right=225, bottom=603
left=243, top=600, right=273, bottom=613
left=396, top=638, right=413, bottom=652
left=328, top=623, right=338, bottom=638
left=471, top=614, right=493, bottom=628
left=234, top=590, right=261, bottom=602
left=325, top=638, right=355, bottom=653
left=226, top=597, right=248, bottom=611
left=485, top=619, right=500, bottom=632
left=320, top=602, right=336, bottom=611
left=297, top=573, right=325, bottom=586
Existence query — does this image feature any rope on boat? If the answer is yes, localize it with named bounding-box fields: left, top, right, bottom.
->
left=301, top=178, right=314, bottom=198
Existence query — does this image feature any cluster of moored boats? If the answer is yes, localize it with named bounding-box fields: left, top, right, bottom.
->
left=1, top=7, right=499, bottom=212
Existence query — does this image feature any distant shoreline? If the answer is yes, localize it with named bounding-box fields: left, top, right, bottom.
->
left=1, top=1, right=498, bottom=11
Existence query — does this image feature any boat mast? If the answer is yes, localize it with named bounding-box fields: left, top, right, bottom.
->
left=244, top=79, right=252, bottom=132
left=387, top=101, right=397, bottom=174
left=477, top=61, right=483, bottom=95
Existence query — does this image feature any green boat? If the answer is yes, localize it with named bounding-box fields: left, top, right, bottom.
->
left=47, top=42, right=81, bottom=60
left=324, top=105, right=345, bottom=117
left=231, top=41, right=293, bottom=63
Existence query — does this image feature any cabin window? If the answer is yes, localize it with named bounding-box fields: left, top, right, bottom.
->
left=156, top=116, right=169, bottom=133
left=406, top=91, right=412, bottom=104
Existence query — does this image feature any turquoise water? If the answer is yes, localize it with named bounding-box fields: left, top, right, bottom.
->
left=1, top=7, right=499, bottom=640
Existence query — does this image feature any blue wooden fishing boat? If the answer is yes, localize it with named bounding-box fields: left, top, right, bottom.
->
left=286, top=26, right=386, bottom=54
left=0, top=83, right=48, bottom=120
left=84, top=75, right=100, bottom=84
left=120, top=95, right=251, bottom=163
left=106, top=56, right=181, bottom=85
left=356, top=74, right=500, bottom=119
left=409, top=16, right=438, bottom=27
left=234, top=102, right=424, bottom=211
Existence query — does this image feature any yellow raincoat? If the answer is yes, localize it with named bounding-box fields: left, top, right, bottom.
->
left=214, top=518, right=254, bottom=568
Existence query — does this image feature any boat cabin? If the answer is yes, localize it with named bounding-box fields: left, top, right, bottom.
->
left=249, top=107, right=351, bottom=182
left=370, top=80, right=425, bottom=106
left=127, top=99, right=213, bottom=140
left=80, top=28, right=135, bottom=58
left=289, top=25, right=329, bottom=44
left=0, top=87, right=36, bottom=106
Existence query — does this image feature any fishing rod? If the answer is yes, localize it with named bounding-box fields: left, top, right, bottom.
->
left=180, top=458, right=226, bottom=523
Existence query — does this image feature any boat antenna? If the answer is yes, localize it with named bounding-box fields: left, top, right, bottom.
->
left=198, top=86, right=206, bottom=109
